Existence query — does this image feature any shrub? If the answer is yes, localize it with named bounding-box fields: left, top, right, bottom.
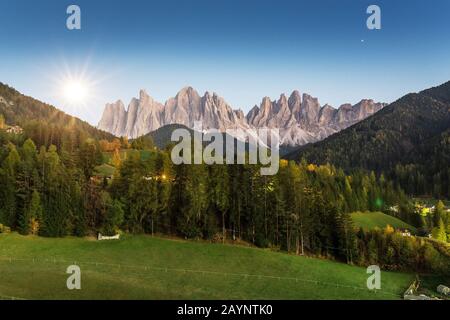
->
left=0, top=223, right=11, bottom=233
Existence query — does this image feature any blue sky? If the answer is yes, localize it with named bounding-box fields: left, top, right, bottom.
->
left=0, top=0, right=449, bottom=125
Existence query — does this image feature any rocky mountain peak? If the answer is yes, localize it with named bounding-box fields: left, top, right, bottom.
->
left=139, top=89, right=150, bottom=101
left=261, top=96, right=272, bottom=106
left=98, top=87, right=386, bottom=146
left=177, top=86, right=198, bottom=98
left=300, top=93, right=320, bottom=124
left=278, top=93, right=288, bottom=104
left=289, top=90, right=301, bottom=102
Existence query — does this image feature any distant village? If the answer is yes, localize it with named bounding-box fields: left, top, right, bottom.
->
left=390, top=202, right=450, bottom=215
left=0, top=95, right=23, bottom=135
left=390, top=201, right=450, bottom=240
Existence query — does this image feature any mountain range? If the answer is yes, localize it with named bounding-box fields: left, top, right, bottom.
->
left=284, top=81, right=450, bottom=167
left=284, top=81, right=450, bottom=197
left=98, top=87, right=385, bottom=146
left=1, top=78, right=449, bottom=196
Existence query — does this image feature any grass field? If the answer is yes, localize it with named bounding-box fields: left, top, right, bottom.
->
left=94, top=163, right=116, bottom=177
left=351, top=211, right=417, bottom=233
left=102, top=149, right=153, bottom=164
left=96, top=149, right=158, bottom=178
left=0, top=233, right=414, bottom=300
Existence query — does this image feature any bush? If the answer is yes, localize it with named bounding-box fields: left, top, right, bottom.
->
left=0, top=223, right=11, bottom=233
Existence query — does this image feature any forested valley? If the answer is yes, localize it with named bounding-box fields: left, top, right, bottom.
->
left=1, top=82, right=449, bottom=274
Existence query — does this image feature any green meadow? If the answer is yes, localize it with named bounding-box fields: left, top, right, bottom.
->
left=0, top=233, right=413, bottom=300
left=351, top=211, right=417, bottom=233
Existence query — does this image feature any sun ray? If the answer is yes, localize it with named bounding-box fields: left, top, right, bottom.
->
left=34, top=52, right=123, bottom=125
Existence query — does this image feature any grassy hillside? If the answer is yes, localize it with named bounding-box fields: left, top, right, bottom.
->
left=102, top=149, right=153, bottom=164
left=0, top=233, right=414, bottom=300
left=351, top=211, right=417, bottom=233
left=94, top=163, right=116, bottom=177
left=98, top=148, right=157, bottom=177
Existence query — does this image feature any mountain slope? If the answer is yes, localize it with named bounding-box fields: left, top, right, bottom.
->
left=284, top=81, right=450, bottom=196
left=141, top=123, right=258, bottom=155
left=142, top=123, right=193, bottom=150
left=0, top=82, right=114, bottom=145
left=98, top=87, right=385, bottom=146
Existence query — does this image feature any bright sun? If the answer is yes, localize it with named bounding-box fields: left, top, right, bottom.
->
left=47, top=59, right=106, bottom=119
left=63, top=80, right=88, bottom=104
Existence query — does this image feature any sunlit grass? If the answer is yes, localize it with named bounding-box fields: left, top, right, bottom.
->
left=0, top=233, right=414, bottom=300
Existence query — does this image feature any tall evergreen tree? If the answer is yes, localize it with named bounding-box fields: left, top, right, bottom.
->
left=19, top=189, right=43, bottom=235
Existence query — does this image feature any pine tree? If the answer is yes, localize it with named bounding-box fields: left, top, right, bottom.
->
left=431, top=218, right=447, bottom=242
left=433, top=200, right=445, bottom=226
left=16, top=139, right=39, bottom=229
left=207, top=165, right=229, bottom=242
left=78, top=139, right=102, bottom=180
left=128, top=173, right=158, bottom=233
left=103, top=196, right=124, bottom=235
left=40, top=145, right=71, bottom=237
left=19, top=189, right=43, bottom=235
left=0, top=143, right=20, bottom=227
left=83, top=180, right=108, bottom=233
left=71, top=180, right=86, bottom=236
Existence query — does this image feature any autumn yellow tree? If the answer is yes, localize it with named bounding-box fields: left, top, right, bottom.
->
left=431, top=218, right=447, bottom=242
left=384, top=224, right=395, bottom=234
left=111, top=149, right=122, bottom=168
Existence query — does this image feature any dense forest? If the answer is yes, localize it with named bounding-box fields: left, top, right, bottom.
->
left=1, top=82, right=449, bottom=274
left=0, top=129, right=449, bottom=273
left=285, top=81, right=450, bottom=199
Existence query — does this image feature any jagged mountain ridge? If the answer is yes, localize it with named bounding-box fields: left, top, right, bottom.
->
left=283, top=80, right=450, bottom=172
left=98, top=87, right=385, bottom=146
